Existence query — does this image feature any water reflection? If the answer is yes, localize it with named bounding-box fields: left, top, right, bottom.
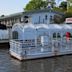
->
left=0, top=49, right=72, bottom=72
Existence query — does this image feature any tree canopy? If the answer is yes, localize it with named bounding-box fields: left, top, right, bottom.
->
left=24, top=0, right=47, bottom=11
left=24, top=0, right=56, bottom=11
left=54, top=15, right=65, bottom=24
left=24, top=0, right=72, bottom=21
left=67, top=0, right=72, bottom=12
left=59, top=1, right=67, bottom=11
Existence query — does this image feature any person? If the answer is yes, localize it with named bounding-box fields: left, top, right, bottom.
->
left=66, top=32, right=70, bottom=42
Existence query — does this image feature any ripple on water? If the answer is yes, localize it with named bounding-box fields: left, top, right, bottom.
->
left=0, top=49, right=72, bottom=72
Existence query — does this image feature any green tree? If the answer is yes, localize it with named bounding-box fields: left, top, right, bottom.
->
left=53, top=7, right=64, bottom=12
left=59, top=1, right=67, bottom=11
left=65, top=12, right=72, bottom=18
left=64, top=0, right=72, bottom=18
left=54, top=15, right=65, bottom=24
left=24, top=0, right=47, bottom=11
left=67, top=0, right=72, bottom=12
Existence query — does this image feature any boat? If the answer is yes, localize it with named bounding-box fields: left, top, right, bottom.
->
left=9, top=23, right=72, bottom=60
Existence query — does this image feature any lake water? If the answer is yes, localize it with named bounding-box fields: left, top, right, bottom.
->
left=0, top=48, right=72, bottom=72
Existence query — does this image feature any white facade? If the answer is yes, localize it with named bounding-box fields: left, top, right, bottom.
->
left=10, top=23, right=72, bottom=60
left=11, top=23, right=72, bottom=40
left=0, top=9, right=63, bottom=28
left=27, top=12, right=56, bottom=24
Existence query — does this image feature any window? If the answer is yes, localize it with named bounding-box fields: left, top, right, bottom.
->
left=53, top=33, right=56, bottom=38
left=50, top=16, right=52, bottom=20
left=53, top=33, right=61, bottom=38
left=50, top=15, right=54, bottom=24
left=45, top=15, right=47, bottom=20
left=70, top=33, right=72, bottom=38
left=12, top=31, right=18, bottom=39
left=57, top=33, right=61, bottom=38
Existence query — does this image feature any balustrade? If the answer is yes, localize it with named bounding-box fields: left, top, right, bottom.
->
left=10, top=38, right=72, bottom=55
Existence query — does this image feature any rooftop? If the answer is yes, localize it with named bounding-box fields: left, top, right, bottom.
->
left=0, top=9, right=64, bottom=20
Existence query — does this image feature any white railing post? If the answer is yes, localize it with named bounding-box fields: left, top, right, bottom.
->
left=61, top=33, right=63, bottom=52
left=52, top=39, right=54, bottom=52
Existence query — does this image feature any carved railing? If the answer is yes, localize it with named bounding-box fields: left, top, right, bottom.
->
left=10, top=39, right=72, bottom=55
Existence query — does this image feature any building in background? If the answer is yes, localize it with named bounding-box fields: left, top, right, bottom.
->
left=0, top=9, right=63, bottom=28
left=0, top=12, right=23, bottom=27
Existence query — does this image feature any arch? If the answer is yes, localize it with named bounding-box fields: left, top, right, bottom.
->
left=12, top=23, right=23, bottom=32
left=12, top=24, right=24, bottom=40
left=23, top=24, right=35, bottom=30
left=36, top=25, right=49, bottom=46
left=36, top=25, right=49, bottom=37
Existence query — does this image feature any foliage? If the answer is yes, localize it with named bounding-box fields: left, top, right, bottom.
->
left=24, top=0, right=72, bottom=23
left=24, top=0, right=47, bottom=11
left=67, top=6, right=72, bottom=12
left=46, top=0, right=56, bottom=8
left=24, top=0, right=56, bottom=11
left=67, top=0, right=72, bottom=12
left=65, top=12, right=72, bottom=18
left=53, top=1, right=67, bottom=13
left=59, top=1, right=67, bottom=11
left=53, top=7, right=65, bottom=12
left=54, top=15, right=65, bottom=24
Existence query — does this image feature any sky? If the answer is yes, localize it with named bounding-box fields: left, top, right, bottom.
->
left=55, top=0, right=66, bottom=6
left=0, top=0, right=66, bottom=16
left=0, top=0, right=30, bottom=15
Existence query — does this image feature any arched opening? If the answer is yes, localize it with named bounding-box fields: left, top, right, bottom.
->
left=12, top=31, right=18, bottom=39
